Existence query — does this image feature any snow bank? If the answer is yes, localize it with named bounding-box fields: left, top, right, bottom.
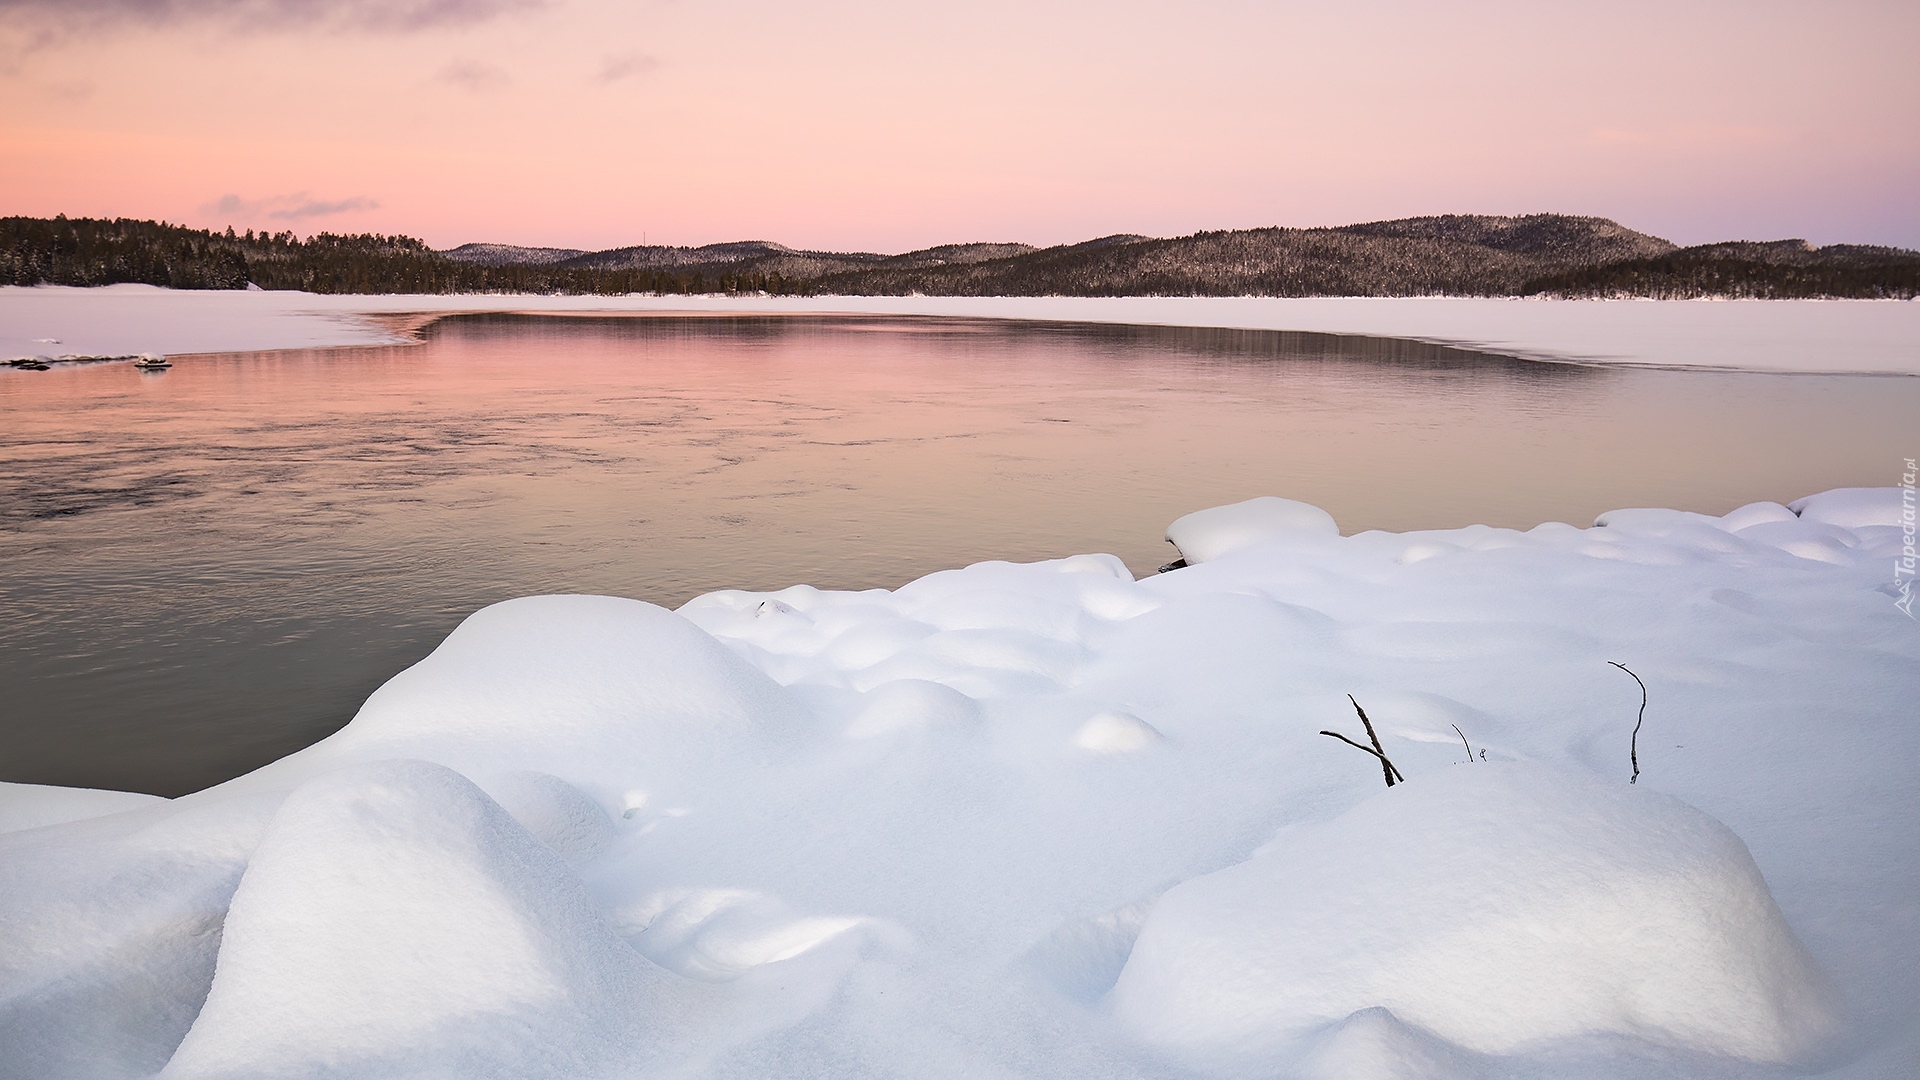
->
left=160, top=760, right=669, bottom=1080
left=0, top=781, right=164, bottom=834
left=5, top=285, right=1918, bottom=374
left=4, top=488, right=1917, bottom=1079
left=1110, top=761, right=1839, bottom=1069
left=222, top=594, right=816, bottom=806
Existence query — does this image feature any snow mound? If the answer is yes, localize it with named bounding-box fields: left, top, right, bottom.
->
left=1718, top=500, right=1799, bottom=532
left=845, top=678, right=981, bottom=738
left=475, top=770, right=615, bottom=867
left=160, top=760, right=672, bottom=1080
left=1110, top=761, right=1839, bottom=1070
left=1165, top=496, right=1341, bottom=563
left=1791, top=487, right=1911, bottom=530
left=0, top=781, right=165, bottom=834
left=1072, top=711, right=1164, bottom=753
left=1289, top=1007, right=1483, bottom=1080
left=267, top=594, right=814, bottom=803
left=1591, top=507, right=1725, bottom=533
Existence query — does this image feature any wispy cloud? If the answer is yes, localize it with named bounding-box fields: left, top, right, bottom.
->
left=435, top=59, right=511, bottom=91
left=0, top=0, right=542, bottom=34
left=207, top=192, right=380, bottom=221
left=593, top=51, right=658, bottom=85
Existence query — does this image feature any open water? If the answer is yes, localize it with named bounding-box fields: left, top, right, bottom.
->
left=2, top=313, right=1912, bottom=794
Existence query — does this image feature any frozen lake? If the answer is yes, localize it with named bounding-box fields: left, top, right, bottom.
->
left=2, top=313, right=1913, bottom=795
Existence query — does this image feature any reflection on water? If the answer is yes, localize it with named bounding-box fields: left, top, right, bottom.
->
left=1, top=314, right=1911, bottom=795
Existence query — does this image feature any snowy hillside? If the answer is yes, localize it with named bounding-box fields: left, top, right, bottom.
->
left=2, top=487, right=1915, bottom=1079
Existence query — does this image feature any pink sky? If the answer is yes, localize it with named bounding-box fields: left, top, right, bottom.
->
left=2, top=0, right=1915, bottom=253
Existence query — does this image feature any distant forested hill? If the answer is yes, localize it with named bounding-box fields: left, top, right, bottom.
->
left=0, top=217, right=792, bottom=295
left=1519, top=240, right=1920, bottom=299
left=807, top=216, right=1683, bottom=297
left=5, top=214, right=1915, bottom=298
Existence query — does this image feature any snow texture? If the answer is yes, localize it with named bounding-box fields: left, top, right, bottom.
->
left=160, top=760, right=669, bottom=1080
left=3, top=489, right=1918, bottom=1080
left=5, top=285, right=1918, bottom=374
left=1111, top=762, right=1838, bottom=1069
left=0, top=781, right=164, bottom=834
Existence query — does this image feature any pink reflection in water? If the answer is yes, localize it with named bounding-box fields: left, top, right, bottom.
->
left=0, top=314, right=1911, bottom=793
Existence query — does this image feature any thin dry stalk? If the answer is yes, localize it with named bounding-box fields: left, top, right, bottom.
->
left=1609, top=661, right=1648, bottom=784
left=1451, top=723, right=1474, bottom=764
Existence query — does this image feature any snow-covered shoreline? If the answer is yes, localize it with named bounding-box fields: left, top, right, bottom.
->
left=2, top=486, right=1916, bottom=1079
left=4, top=283, right=1918, bottom=376
left=3, top=287, right=1916, bottom=1076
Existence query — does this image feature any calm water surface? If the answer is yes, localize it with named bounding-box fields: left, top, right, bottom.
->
left=2, top=314, right=1912, bottom=795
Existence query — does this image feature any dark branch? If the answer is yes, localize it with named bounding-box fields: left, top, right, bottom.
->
left=1320, top=730, right=1389, bottom=760
left=1347, top=696, right=1403, bottom=784
left=1320, top=730, right=1406, bottom=786
left=1609, top=661, right=1647, bottom=784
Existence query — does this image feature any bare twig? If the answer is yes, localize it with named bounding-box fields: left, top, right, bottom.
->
left=1451, top=723, right=1474, bottom=764
left=1318, top=731, right=1405, bottom=785
left=1320, top=697, right=1404, bottom=787
left=1320, top=730, right=1386, bottom=758
left=1348, top=696, right=1404, bottom=785
left=1609, top=661, right=1647, bottom=784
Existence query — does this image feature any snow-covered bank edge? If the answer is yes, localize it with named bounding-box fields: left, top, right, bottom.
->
left=3, top=284, right=1917, bottom=376
left=2, top=485, right=1917, bottom=1080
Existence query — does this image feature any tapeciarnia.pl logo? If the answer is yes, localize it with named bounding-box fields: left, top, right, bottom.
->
left=1897, top=458, right=1916, bottom=619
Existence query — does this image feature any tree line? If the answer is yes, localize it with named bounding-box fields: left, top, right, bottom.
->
left=0, top=216, right=804, bottom=296
left=4, top=214, right=1915, bottom=299
left=1519, top=251, right=1920, bottom=300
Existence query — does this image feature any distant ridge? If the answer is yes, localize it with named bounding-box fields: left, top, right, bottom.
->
left=802, top=215, right=1682, bottom=297
left=434, top=215, right=1697, bottom=297
left=5, top=214, right=1914, bottom=298
left=472, top=239, right=1042, bottom=278
left=555, top=240, right=814, bottom=271
left=440, top=243, right=587, bottom=266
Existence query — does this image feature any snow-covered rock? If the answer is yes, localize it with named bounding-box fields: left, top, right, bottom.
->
left=1165, top=496, right=1341, bottom=563
left=1791, top=487, right=1912, bottom=530
left=1110, top=762, right=1839, bottom=1070
left=228, top=593, right=817, bottom=808
left=1718, top=500, right=1799, bottom=532
left=160, top=760, right=673, bottom=1080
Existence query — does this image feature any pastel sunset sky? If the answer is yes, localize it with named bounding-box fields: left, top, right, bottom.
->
left=2, top=0, right=1915, bottom=253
